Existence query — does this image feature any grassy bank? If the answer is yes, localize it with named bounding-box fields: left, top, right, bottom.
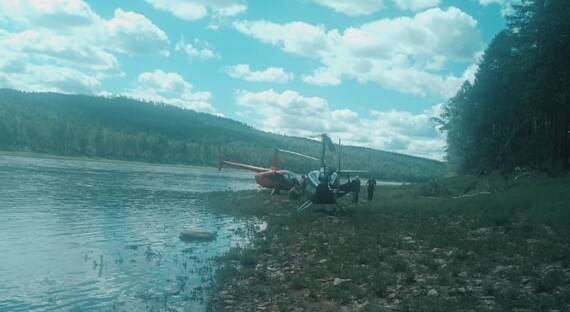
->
left=206, top=176, right=570, bottom=311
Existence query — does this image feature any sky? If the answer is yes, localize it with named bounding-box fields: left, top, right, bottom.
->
left=0, top=0, right=513, bottom=160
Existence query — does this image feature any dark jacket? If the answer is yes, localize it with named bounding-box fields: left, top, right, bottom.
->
left=352, top=178, right=361, bottom=193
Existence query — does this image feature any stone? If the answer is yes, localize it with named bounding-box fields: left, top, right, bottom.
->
left=179, top=230, right=216, bottom=242
left=333, top=278, right=351, bottom=286
left=472, top=227, right=491, bottom=235
left=428, top=289, right=438, bottom=297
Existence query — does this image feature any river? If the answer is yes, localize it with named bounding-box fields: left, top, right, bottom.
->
left=0, top=155, right=259, bottom=311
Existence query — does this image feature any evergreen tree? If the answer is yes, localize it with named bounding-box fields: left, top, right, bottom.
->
left=0, top=89, right=445, bottom=182
left=441, top=0, right=570, bottom=174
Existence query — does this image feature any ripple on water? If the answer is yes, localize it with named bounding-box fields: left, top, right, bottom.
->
left=0, top=155, right=259, bottom=311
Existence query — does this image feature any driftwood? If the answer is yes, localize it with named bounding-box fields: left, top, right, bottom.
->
left=419, top=196, right=440, bottom=200
left=419, top=192, right=492, bottom=200
left=514, top=171, right=532, bottom=180
left=452, top=191, right=492, bottom=199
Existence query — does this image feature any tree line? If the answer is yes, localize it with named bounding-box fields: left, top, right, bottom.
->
left=0, top=89, right=445, bottom=182
left=440, top=0, right=570, bottom=175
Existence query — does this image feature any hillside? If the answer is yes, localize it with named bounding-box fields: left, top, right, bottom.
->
left=0, top=89, right=445, bottom=182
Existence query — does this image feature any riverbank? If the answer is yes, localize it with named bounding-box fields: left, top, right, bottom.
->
left=207, top=177, right=570, bottom=311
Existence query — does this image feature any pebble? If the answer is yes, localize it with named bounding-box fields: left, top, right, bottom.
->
left=428, top=289, right=438, bottom=297
left=333, top=278, right=351, bottom=286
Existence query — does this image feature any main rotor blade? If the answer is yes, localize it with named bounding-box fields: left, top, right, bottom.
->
left=339, top=170, right=369, bottom=174
left=321, top=134, right=336, bottom=152
left=277, top=149, right=319, bottom=161
left=306, top=133, right=336, bottom=152
left=306, top=133, right=324, bottom=139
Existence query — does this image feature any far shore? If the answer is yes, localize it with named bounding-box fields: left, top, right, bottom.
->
left=0, top=150, right=410, bottom=185
left=0, top=150, right=220, bottom=171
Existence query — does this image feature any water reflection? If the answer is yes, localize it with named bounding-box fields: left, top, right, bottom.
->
left=0, top=155, right=258, bottom=311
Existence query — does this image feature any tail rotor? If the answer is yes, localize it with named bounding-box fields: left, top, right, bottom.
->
left=218, top=148, right=224, bottom=171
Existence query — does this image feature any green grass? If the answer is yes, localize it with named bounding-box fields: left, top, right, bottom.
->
left=207, top=176, right=570, bottom=311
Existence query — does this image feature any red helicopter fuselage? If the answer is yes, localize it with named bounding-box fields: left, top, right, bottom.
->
left=254, top=169, right=298, bottom=191
left=219, top=158, right=299, bottom=191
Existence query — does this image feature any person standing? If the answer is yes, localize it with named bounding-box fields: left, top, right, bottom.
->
left=366, top=177, right=377, bottom=201
left=352, top=175, right=361, bottom=205
left=300, top=174, right=308, bottom=197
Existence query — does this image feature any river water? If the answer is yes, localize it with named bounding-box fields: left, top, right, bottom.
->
left=0, top=155, right=259, bottom=311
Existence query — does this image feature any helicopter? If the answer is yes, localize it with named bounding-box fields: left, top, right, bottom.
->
left=218, top=148, right=318, bottom=194
left=297, top=134, right=367, bottom=213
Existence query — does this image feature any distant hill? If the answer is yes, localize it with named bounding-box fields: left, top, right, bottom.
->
left=0, top=89, right=445, bottom=182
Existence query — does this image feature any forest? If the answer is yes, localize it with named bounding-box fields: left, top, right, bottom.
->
left=440, top=0, right=570, bottom=175
left=0, top=89, right=444, bottom=182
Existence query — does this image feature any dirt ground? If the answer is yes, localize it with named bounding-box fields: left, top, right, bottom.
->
left=206, top=178, right=570, bottom=311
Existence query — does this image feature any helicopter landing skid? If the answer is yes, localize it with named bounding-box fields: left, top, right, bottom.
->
left=297, top=201, right=347, bottom=214
left=297, top=200, right=313, bottom=213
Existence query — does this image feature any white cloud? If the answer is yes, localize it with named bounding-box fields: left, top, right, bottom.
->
left=312, top=0, right=385, bottom=16
left=0, top=0, right=170, bottom=94
left=460, top=53, right=483, bottom=85
left=478, top=0, right=520, bottom=16
left=236, top=89, right=445, bottom=159
left=0, top=0, right=98, bottom=30
left=124, top=70, right=216, bottom=114
left=479, top=0, right=505, bottom=4
left=233, top=21, right=331, bottom=58
left=0, top=1, right=170, bottom=56
left=226, top=64, right=294, bottom=83
left=175, top=39, right=220, bottom=60
left=393, top=0, right=440, bottom=11
left=236, top=89, right=335, bottom=135
left=0, top=29, right=111, bottom=94
left=104, top=9, right=170, bottom=56
left=144, top=0, right=246, bottom=21
left=302, top=67, right=342, bottom=86
left=0, top=30, right=119, bottom=73
left=311, top=0, right=439, bottom=15
left=0, top=63, right=101, bottom=94
left=234, top=7, right=482, bottom=98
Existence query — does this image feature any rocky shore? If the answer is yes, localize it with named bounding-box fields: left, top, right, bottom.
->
left=206, top=178, right=570, bottom=311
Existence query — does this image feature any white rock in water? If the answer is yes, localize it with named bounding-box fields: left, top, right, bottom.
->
left=179, top=230, right=216, bottom=242
left=428, top=289, right=438, bottom=297
left=333, top=278, right=351, bottom=286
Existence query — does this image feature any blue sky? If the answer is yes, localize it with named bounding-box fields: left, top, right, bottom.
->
left=0, top=0, right=512, bottom=159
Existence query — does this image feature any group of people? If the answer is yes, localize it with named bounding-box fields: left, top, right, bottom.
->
left=350, top=176, right=377, bottom=205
